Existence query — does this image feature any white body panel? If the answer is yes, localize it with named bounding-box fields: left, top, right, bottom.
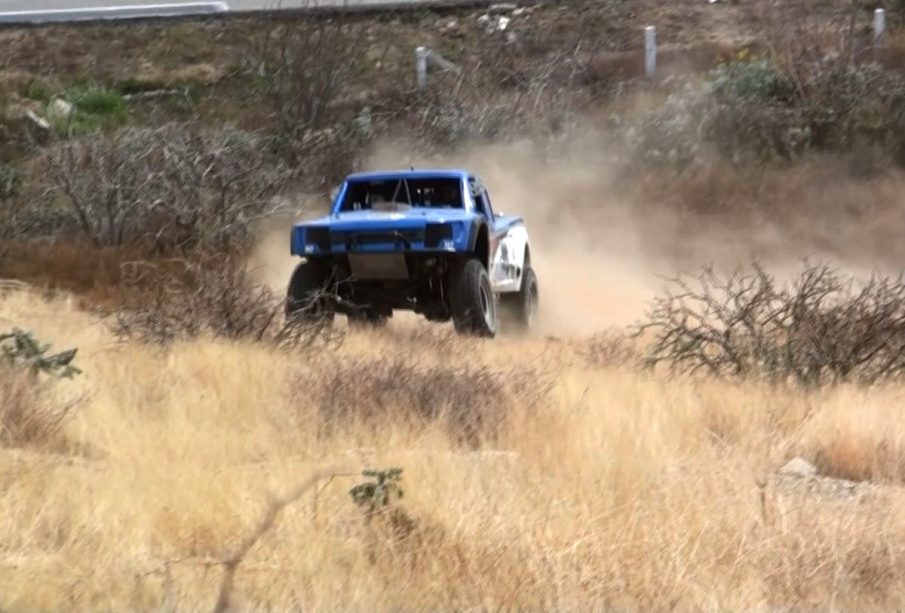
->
left=491, top=225, right=529, bottom=294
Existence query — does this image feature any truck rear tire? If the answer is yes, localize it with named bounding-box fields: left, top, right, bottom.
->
left=449, top=259, right=497, bottom=337
left=286, top=260, right=335, bottom=325
left=501, top=267, right=539, bottom=332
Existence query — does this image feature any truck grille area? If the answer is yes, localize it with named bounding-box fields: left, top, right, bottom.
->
left=330, top=229, right=424, bottom=248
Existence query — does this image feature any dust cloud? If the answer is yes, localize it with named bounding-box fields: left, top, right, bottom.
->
left=251, top=126, right=905, bottom=338
left=364, top=136, right=659, bottom=334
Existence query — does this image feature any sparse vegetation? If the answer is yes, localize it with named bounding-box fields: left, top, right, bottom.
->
left=112, top=256, right=341, bottom=349
left=2, top=291, right=905, bottom=611
left=5, top=1, right=905, bottom=610
left=308, top=357, right=550, bottom=446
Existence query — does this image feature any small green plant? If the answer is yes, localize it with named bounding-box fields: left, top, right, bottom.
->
left=24, top=80, right=53, bottom=103
left=50, top=84, right=128, bottom=134
left=68, top=85, right=127, bottom=116
left=0, top=329, right=81, bottom=379
left=349, top=468, right=404, bottom=519
left=0, top=163, right=21, bottom=201
left=710, top=58, right=790, bottom=101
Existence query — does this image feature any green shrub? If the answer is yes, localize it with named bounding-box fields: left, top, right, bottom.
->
left=709, top=58, right=791, bottom=102
left=71, top=86, right=125, bottom=115
left=51, top=84, right=128, bottom=134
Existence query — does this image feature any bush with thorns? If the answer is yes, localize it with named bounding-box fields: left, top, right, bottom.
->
left=641, top=262, right=905, bottom=385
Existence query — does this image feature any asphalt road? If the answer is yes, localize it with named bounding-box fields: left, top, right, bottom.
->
left=0, top=0, right=443, bottom=13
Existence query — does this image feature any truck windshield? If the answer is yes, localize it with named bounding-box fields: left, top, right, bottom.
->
left=339, top=178, right=462, bottom=212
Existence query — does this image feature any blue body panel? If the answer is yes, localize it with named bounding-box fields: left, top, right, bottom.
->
left=290, top=169, right=522, bottom=257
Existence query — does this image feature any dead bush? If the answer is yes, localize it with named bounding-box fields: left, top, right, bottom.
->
left=308, top=358, right=550, bottom=446
left=640, top=262, right=905, bottom=385
left=111, top=256, right=340, bottom=350
left=258, top=17, right=365, bottom=140
left=42, top=123, right=290, bottom=251
left=254, top=16, right=369, bottom=188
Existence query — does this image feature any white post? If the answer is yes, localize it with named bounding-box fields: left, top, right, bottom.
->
left=644, top=26, right=657, bottom=79
left=874, top=8, right=886, bottom=46
left=415, top=46, right=429, bottom=90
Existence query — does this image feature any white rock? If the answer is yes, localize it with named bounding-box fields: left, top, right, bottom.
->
left=778, top=457, right=818, bottom=478
left=48, top=97, right=73, bottom=118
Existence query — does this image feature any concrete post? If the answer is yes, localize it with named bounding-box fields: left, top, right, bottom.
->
left=415, top=46, right=429, bottom=90
left=644, top=26, right=657, bottom=79
left=874, top=8, right=886, bottom=46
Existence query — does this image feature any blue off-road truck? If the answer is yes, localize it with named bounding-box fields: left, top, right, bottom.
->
left=287, top=169, right=538, bottom=337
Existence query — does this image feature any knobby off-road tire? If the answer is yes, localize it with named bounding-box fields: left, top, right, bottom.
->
left=500, top=266, right=539, bottom=333
left=449, top=258, right=498, bottom=337
left=286, top=260, right=335, bottom=325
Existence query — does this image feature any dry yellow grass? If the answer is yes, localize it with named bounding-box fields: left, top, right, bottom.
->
left=2, top=289, right=905, bottom=612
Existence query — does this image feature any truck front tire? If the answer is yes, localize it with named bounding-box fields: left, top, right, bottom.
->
left=449, top=259, right=498, bottom=337
left=286, top=260, right=335, bottom=325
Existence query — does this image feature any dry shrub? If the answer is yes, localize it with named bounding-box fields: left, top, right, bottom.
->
left=802, top=405, right=905, bottom=484
left=583, top=328, right=639, bottom=368
left=642, top=261, right=905, bottom=385
left=112, top=256, right=339, bottom=349
left=0, top=366, right=78, bottom=449
left=619, top=16, right=905, bottom=173
left=41, top=123, right=290, bottom=251
left=257, top=16, right=365, bottom=140
left=366, top=19, right=597, bottom=151
left=372, top=325, right=462, bottom=359
left=308, top=357, right=550, bottom=446
left=0, top=241, right=149, bottom=309
left=255, top=16, right=369, bottom=189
